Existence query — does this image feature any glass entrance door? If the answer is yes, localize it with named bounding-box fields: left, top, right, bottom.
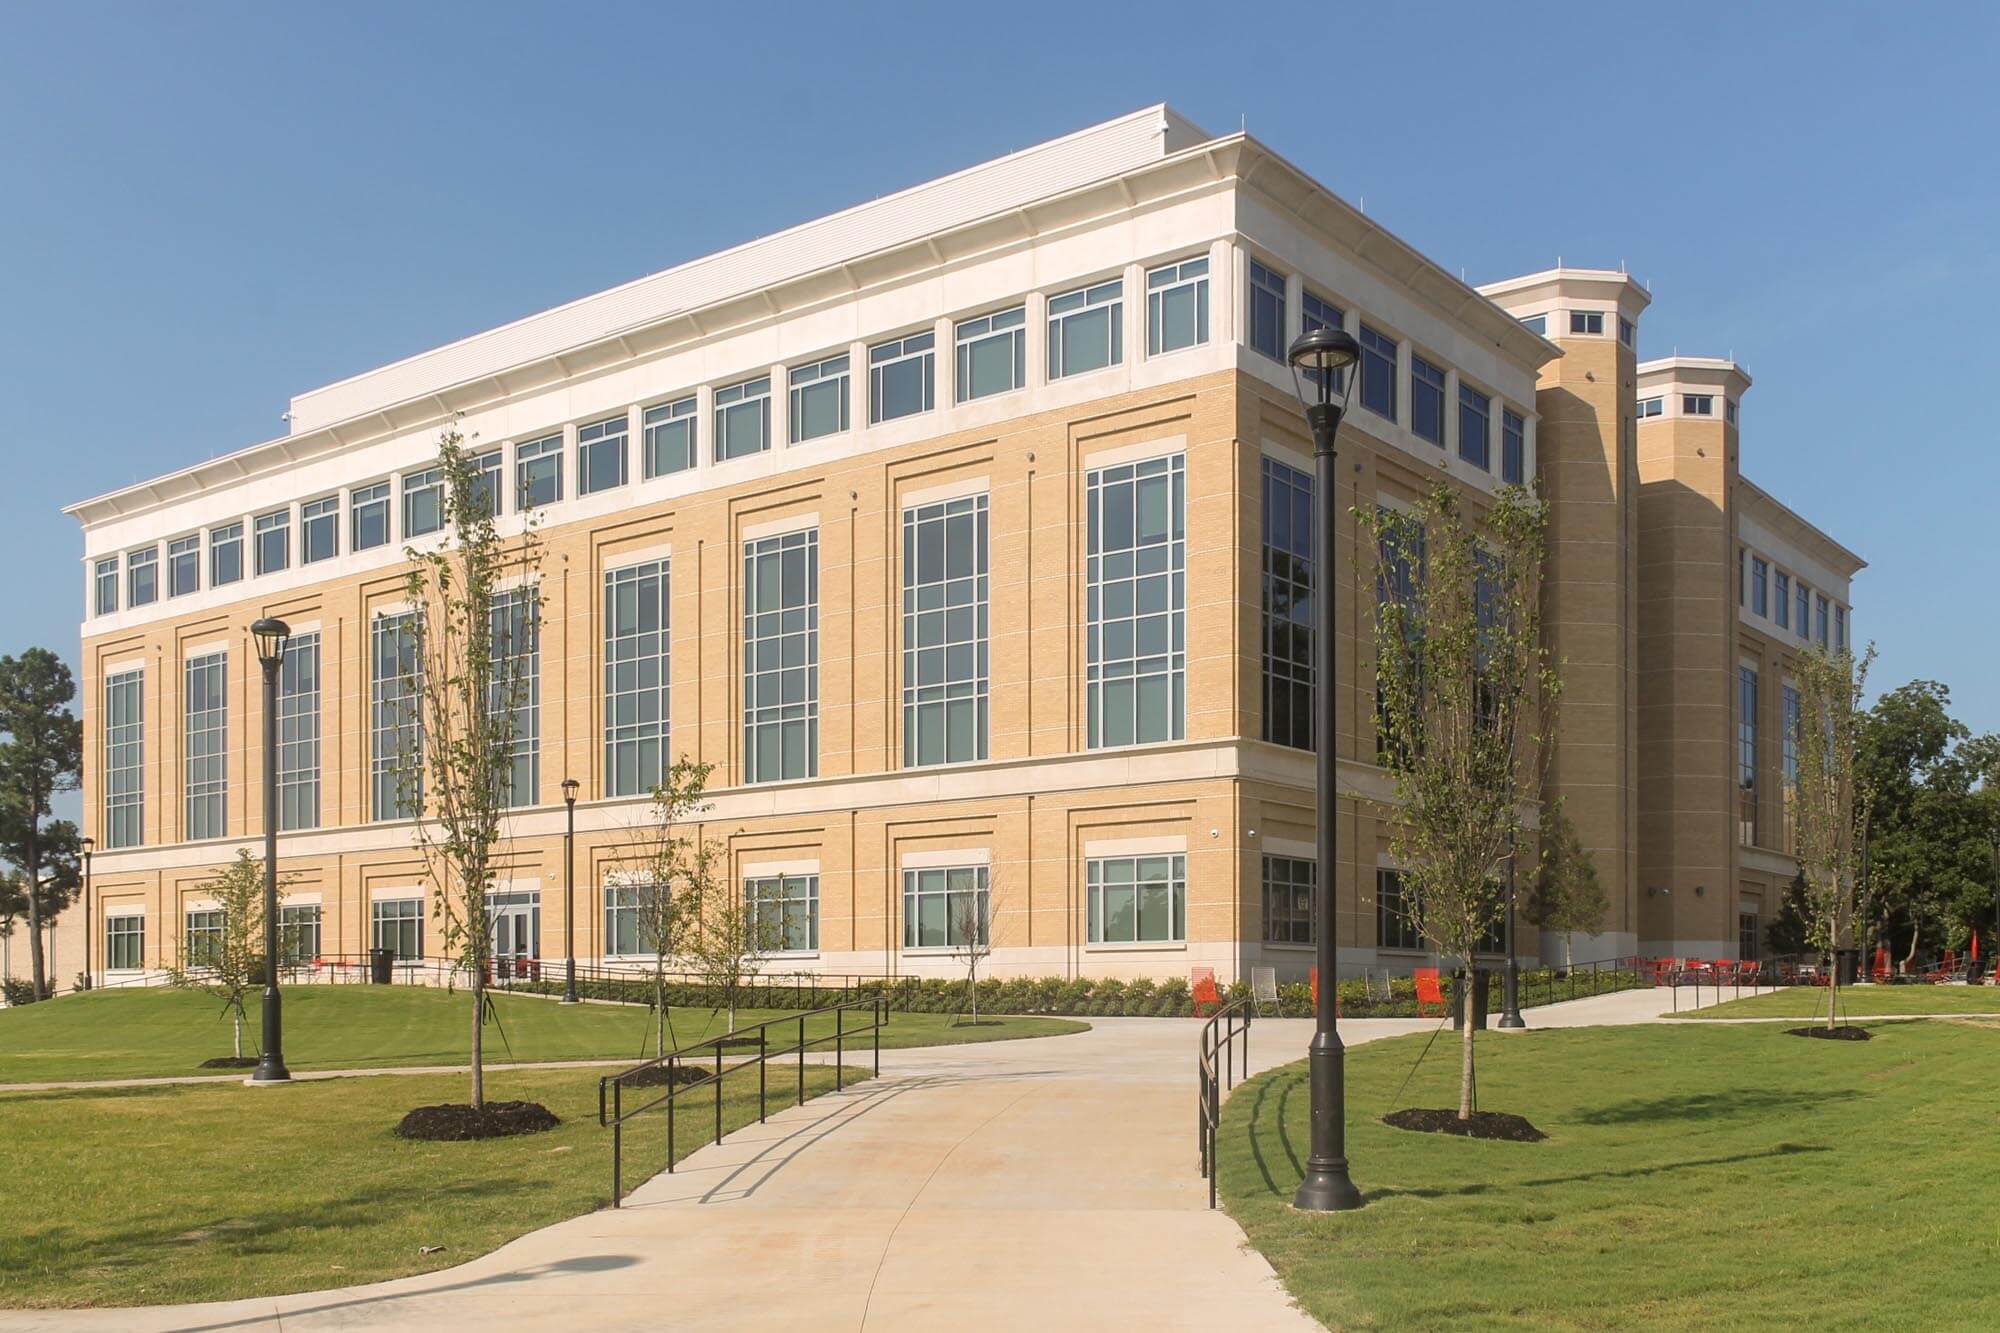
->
left=487, top=891, right=541, bottom=979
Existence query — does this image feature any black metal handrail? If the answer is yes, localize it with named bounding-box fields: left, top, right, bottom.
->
left=596, top=995, right=889, bottom=1206
left=1196, top=996, right=1254, bottom=1209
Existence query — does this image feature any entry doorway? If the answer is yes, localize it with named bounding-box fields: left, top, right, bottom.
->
left=488, top=891, right=541, bottom=979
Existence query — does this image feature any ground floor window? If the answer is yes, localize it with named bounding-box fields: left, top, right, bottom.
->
left=106, top=915, right=144, bottom=970
left=183, top=909, right=223, bottom=968
left=603, top=883, right=658, bottom=957
left=372, top=898, right=423, bottom=960
left=902, top=865, right=988, bottom=949
left=1739, top=910, right=1760, bottom=962
left=279, top=904, right=322, bottom=964
left=1377, top=869, right=1423, bottom=951
left=1087, top=854, right=1185, bottom=944
left=1262, top=855, right=1314, bottom=945
left=747, top=874, right=819, bottom=952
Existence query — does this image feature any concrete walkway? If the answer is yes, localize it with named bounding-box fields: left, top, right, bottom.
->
left=0, top=987, right=1720, bottom=1333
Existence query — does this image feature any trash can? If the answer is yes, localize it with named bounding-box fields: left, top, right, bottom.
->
left=1451, top=968, right=1490, bottom=1031
left=369, top=948, right=395, bottom=984
left=1834, top=948, right=1860, bottom=987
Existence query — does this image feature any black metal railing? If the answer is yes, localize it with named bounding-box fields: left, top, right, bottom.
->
left=1196, top=996, right=1254, bottom=1209
left=596, top=995, right=889, bottom=1206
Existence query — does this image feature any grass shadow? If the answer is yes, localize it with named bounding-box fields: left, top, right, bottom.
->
left=1361, top=1142, right=1830, bottom=1203
left=1569, top=1086, right=1859, bottom=1126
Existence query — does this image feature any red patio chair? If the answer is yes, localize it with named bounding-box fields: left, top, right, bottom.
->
left=1738, top=960, right=1762, bottom=987
left=1713, top=959, right=1740, bottom=985
left=1191, top=967, right=1221, bottom=1017
left=1414, top=967, right=1446, bottom=1017
left=1307, top=967, right=1344, bottom=1019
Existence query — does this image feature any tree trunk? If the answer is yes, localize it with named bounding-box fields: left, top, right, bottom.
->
left=470, top=972, right=485, bottom=1110
left=1902, top=922, right=1920, bottom=974
left=1458, top=1019, right=1476, bottom=1120
left=1562, top=933, right=1572, bottom=972
left=25, top=838, right=45, bottom=1000
left=233, top=1006, right=243, bottom=1060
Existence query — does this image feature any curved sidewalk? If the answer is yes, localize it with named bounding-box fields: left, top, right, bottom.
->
left=0, top=988, right=1712, bottom=1333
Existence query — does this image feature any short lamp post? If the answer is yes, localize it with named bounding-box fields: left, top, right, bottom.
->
left=249, top=617, right=292, bottom=1084
left=1287, top=324, right=1365, bottom=1213
left=1498, top=842, right=1526, bottom=1028
left=79, top=836, right=94, bottom=990
left=562, top=777, right=581, bottom=1003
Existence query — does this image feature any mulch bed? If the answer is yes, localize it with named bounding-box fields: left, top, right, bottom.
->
left=394, top=1100, right=560, bottom=1141
left=199, top=1057, right=259, bottom=1069
left=1786, top=1025, right=1873, bottom=1041
left=1383, top=1108, right=1547, bottom=1142
left=619, top=1063, right=714, bottom=1089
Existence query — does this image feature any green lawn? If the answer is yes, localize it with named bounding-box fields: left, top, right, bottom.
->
left=0, top=987, right=1085, bottom=1084
left=1220, top=1022, right=2000, bottom=1330
left=0, top=1061, right=866, bottom=1308
left=1680, top=985, right=2000, bottom=1019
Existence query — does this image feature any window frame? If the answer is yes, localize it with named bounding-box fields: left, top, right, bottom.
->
left=577, top=414, right=629, bottom=497
left=209, top=522, right=243, bottom=588
left=869, top=330, right=936, bottom=425
left=1457, top=382, right=1492, bottom=470
left=167, top=535, right=200, bottom=598
left=713, top=376, right=773, bottom=462
left=253, top=510, right=290, bottom=576
left=300, top=495, right=339, bottom=565
left=371, top=897, right=424, bottom=960
left=1261, top=456, right=1314, bottom=752
left=953, top=305, right=1026, bottom=403
left=746, top=873, right=820, bottom=953
left=642, top=396, right=697, bottom=479
left=1262, top=854, right=1315, bottom=946
left=1357, top=324, right=1398, bottom=422
left=1085, top=453, right=1186, bottom=750
left=1683, top=394, right=1715, bottom=416
left=105, top=914, right=145, bottom=971
left=1146, top=254, right=1210, bottom=358
left=103, top=669, right=145, bottom=849
left=603, top=558, right=671, bottom=798
left=1243, top=258, right=1284, bottom=362
left=94, top=556, right=119, bottom=616
left=1637, top=396, right=1664, bottom=418
left=1501, top=408, right=1526, bottom=485
left=902, top=494, right=989, bottom=768
left=788, top=353, right=851, bottom=445
left=183, top=651, right=228, bottom=841
left=1570, top=310, right=1605, bottom=335
left=1410, top=352, right=1447, bottom=446
left=350, top=482, right=392, bottom=552
left=1085, top=853, right=1186, bottom=945
left=403, top=467, right=445, bottom=536
left=901, top=864, right=989, bottom=950
left=126, top=545, right=159, bottom=608
left=742, top=528, right=820, bottom=783
left=1047, top=278, right=1124, bottom=381
left=514, top=434, right=563, bottom=510
left=277, top=631, right=321, bottom=832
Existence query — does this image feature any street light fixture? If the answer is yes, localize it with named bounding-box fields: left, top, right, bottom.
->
left=249, top=616, right=292, bottom=1084
left=79, top=836, right=93, bottom=991
left=1286, top=324, right=1364, bottom=1213
left=561, top=777, right=581, bottom=1004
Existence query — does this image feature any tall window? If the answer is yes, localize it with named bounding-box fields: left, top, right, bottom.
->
left=1263, top=855, right=1314, bottom=945
left=1245, top=259, right=1285, bottom=361
left=903, top=494, right=989, bottom=766
left=1751, top=557, right=1769, bottom=617
left=404, top=467, right=445, bottom=536
left=604, top=559, right=671, bottom=798
left=516, top=434, right=563, bottom=509
left=1619, top=316, right=1636, bottom=348
left=127, top=547, right=159, bottom=607
left=210, top=522, right=244, bottom=587
left=1774, top=571, right=1791, bottom=629
left=103, top=670, right=144, bottom=848
left=105, top=915, right=144, bottom=970
left=167, top=535, right=200, bottom=597
left=469, top=449, right=503, bottom=517
left=372, top=898, right=423, bottom=959
left=1048, top=279, right=1123, bottom=379
left=1147, top=256, right=1209, bottom=356
left=643, top=397, right=697, bottom=478
left=183, top=652, right=227, bottom=841
left=1377, top=868, right=1423, bottom=951
left=903, top=865, right=988, bottom=948
left=1086, top=454, right=1185, bottom=748
left=1375, top=507, right=1423, bottom=756
left=1738, top=665, right=1759, bottom=846
left=714, top=377, right=772, bottom=461
left=1086, top=854, right=1185, bottom=944
left=94, top=557, right=119, bottom=615
left=1261, top=458, right=1314, bottom=751
left=490, top=588, right=539, bottom=808
left=1300, top=290, right=1345, bottom=393
left=604, top=883, right=657, bottom=956
left=1835, top=605, right=1847, bottom=651
left=1458, top=384, right=1491, bottom=469
left=789, top=354, right=850, bottom=443
left=1738, top=911, right=1759, bottom=962
left=253, top=510, right=289, bottom=575
left=1358, top=324, right=1398, bottom=420
left=352, top=482, right=391, bottom=551
left=370, top=613, right=423, bottom=820
left=747, top=874, right=818, bottom=952
left=1411, top=354, right=1446, bottom=446
left=955, top=306, right=1025, bottom=402
left=1815, top=595, right=1829, bottom=648
left=870, top=332, right=935, bottom=423
left=1501, top=408, right=1526, bottom=485
left=1796, top=582, right=1811, bottom=640
left=1783, top=683, right=1802, bottom=853
left=578, top=415, right=628, bottom=496
left=279, top=903, right=322, bottom=964
left=184, top=909, right=223, bottom=968
left=277, top=632, right=320, bottom=832
left=742, top=529, right=818, bottom=783
left=301, top=496, right=339, bottom=564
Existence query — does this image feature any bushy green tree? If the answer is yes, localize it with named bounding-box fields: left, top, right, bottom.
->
left=0, top=649, right=83, bottom=999
left=1526, top=804, right=1607, bottom=970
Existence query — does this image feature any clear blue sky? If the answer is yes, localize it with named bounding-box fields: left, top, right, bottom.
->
left=5, top=0, right=1995, bottom=766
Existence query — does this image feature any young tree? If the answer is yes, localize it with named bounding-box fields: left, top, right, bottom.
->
left=0, top=649, right=84, bottom=1000
left=1794, top=643, right=1875, bottom=1028
left=168, top=849, right=269, bottom=1061
left=951, top=891, right=992, bottom=1026
left=1525, top=804, right=1607, bottom=971
left=683, top=862, right=780, bottom=1035
left=401, top=423, right=542, bottom=1112
left=625, top=756, right=719, bottom=1057
left=1363, top=479, right=1558, bottom=1121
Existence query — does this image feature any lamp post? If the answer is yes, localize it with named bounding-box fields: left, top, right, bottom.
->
left=1498, top=840, right=1526, bottom=1028
left=562, top=777, right=580, bottom=1003
left=79, top=836, right=93, bottom=990
left=1287, top=324, right=1365, bottom=1213
left=249, top=617, right=292, bottom=1084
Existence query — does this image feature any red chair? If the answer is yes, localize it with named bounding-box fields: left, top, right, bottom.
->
left=1738, top=960, right=1762, bottom=987
left=1191, top=967, right=1221, bottom=1017
left=1713, top=959, right=1740, bottom=985
left=1307, top=967, right=1344, bottom=1018
left=1414, top=967, right=1446, bottom=1017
